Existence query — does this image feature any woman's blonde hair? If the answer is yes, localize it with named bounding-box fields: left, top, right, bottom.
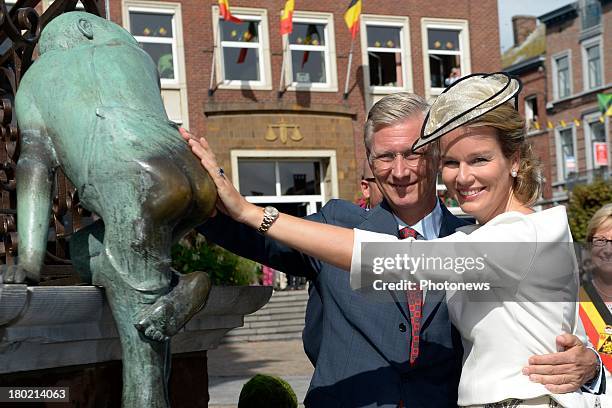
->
left=586, top=203, right=612, bottom=242
left=466, top=103, right=542, bottom=206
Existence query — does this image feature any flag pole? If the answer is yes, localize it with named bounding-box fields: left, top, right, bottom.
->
left=209, top=10, right=222, bottom=96
left=278, top=34, right=288, bottom=98
left=208, top=43, right=217, bottom=96
left=343, top=36, right=355, bottom=100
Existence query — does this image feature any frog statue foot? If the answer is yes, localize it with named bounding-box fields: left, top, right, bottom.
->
left=135, top=270, right=212, bottom=342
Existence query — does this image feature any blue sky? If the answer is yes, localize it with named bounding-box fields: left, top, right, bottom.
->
left=498, top=0, right=574, bottom=51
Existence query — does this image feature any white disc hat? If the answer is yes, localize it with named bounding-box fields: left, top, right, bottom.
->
left=413, top=72, right=523, bottom=152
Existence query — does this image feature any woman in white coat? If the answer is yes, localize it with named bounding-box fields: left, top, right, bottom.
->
left=187, top=73, right=600, bottom=407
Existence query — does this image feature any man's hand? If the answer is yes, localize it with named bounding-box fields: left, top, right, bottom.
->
left=522, top=333, right=598, bottom=393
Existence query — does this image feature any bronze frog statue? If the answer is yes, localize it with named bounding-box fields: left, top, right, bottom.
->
left=10, top=11, right=216, bottom=407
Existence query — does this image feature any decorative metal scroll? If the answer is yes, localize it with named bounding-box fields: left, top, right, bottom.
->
left=0, top=0, right=104, bottom=283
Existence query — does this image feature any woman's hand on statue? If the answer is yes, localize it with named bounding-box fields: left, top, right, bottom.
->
left=179, top=128, right=260, bottom=225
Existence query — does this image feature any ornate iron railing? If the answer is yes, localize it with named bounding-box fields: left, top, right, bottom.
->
left=0, top=0, right=104, bottom=283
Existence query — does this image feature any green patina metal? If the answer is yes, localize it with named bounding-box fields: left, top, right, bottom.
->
left=13, top=11, right=216, bottom=407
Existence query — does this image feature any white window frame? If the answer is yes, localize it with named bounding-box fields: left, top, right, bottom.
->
left=359, top=15, right=413, bottom=95
left=212, top=6, right=272, bottom=90
left=523, top=94, right=542, bottom=132
left=43, top=0, right=85, bottom=10
left=580, top=0, right=602, bottom=31
left=555, top=125, right=578, bottom=181
left=524, top=96, right=536, bottom=120
left=125, top=4, right=180, bottom=87
left=123, top=1, right=190, bottom=128
left=282, top=11, right=337, bottom=92
left=583, top=112, right=610, bottom=169
left=421, top=18, right=471, bottom=98
left=551, top=50, right=572, bottom=100
left=231, top=150, right=339, bottom=214
left=581, top=36, right=603, bottom=91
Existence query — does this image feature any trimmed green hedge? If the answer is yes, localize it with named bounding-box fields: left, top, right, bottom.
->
left=238, top=374, right=298, bottom=408
left=171, top=232, right=261, bottom=286
left=567, top=178, right=612, bottom=241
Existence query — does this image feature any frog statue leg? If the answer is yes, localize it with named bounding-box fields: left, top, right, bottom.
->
left=70, top=154, right=215, bottom=408
left=4, top=128, right=58, bottom=284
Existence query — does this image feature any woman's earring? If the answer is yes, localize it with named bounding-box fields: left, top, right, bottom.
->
left=511, top=170, right=518, bottom=178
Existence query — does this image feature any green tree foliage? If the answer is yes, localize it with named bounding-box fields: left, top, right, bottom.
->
left=567, top=178, right=612, bottom=241
left=238, top=374, right=298, bottom=408
left=171, top=232, right=261, bottom=285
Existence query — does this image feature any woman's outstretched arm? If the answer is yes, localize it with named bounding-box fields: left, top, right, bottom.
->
left=181, top=129, right=354, bottom=271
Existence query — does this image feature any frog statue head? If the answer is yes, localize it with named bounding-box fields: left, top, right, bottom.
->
left=38, top=11, right=140, bottom=55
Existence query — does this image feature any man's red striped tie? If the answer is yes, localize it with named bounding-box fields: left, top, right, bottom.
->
left=398, top=226, right=423, bottom=366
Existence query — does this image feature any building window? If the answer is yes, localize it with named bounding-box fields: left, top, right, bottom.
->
left=366, top=24, right=402, bottom=87
left=220, top=19, right=261, bottom=81
left=238, top=160, right=321, bottom=198
left=214, top=7, right=271, bottom=89
left=359, top=15, right=413, bottom=107
left=553, top=53, right=571, bottom=99
left=586, top=44, right=602, bottom=89
left=525, top=96, right=539, bottom=131
left=129, top=9, right=178, bottom=83
left=556, top=127, right=577, bottom=180
left=124, top=1, right=190, bottom=127
left=581, top=0, right=601, bottom=30
left=584, top=113, right=609, bottom=169
left=289, top=22, right=327, bottom=85
left=283, top=12, right=337, bottom=91
left=232, top=150, right=338, bottom=216
left=582, top=38, right=602, bottom=90
left=422, top=18, right=470, bottom=97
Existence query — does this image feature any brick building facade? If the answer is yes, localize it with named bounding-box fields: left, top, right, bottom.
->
left=539, top=0, right=611, bottom=203
left=503, top=0, right=611, bottom=205
left=100, top=0, right=501, bottom=215
left=502, top=19, right=552, bottom=200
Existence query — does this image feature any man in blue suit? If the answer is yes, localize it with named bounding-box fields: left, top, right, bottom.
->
left=196, top=93, right=601, bottom=407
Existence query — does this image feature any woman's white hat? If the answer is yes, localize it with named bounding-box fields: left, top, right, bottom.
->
left=412, top=72, right=522, bottom=151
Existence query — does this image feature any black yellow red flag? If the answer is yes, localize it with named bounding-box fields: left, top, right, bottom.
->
left=301, top=24, right=320, bottom=67
left=280, top=0, right=295, bottom=36
left=219, top=0, right=242, bottom=23
left=344, top=0, right=361, bottom=39
left=579, top=283, right=612, bottom=372
left=237, top=22, right=256, bottom=64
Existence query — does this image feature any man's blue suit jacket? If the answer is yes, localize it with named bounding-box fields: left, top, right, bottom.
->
left=197, top=199, right=469, bottom=407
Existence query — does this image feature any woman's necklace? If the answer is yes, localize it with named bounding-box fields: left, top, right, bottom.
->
left=593, top=278, right=612, bottom=300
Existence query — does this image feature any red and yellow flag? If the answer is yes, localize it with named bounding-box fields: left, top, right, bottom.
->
left=236, top=22, right=256, bottom=64
left=579, top=285, right=612, bottom=372
left=280, top=0, right=294, bottom=36
left=344, top=0, right=361, bottom=39
left=219, top=0, right=241, bottom=23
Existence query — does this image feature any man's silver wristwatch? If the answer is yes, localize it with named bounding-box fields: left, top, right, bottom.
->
left=258, top=206, right=279, bottom=234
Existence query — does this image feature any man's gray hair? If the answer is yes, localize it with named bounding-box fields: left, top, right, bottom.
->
left=364, top=92, right=429, bottom=158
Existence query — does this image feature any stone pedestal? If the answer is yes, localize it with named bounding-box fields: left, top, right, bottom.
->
left=0, top=284, right=272, bottom=407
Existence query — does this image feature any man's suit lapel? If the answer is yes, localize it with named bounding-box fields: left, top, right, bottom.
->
left=356, top=200, right=411, bottom=319
left=438, top=203, right=468, bottom=238
left=357, top=200, right=469, bottom=325
left=356, top=200, right=398, bottom=235
left=422, top=203, right=467, bottom=324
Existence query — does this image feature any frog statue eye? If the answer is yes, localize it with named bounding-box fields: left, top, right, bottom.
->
left=77, top=18, right=93, bottom=40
